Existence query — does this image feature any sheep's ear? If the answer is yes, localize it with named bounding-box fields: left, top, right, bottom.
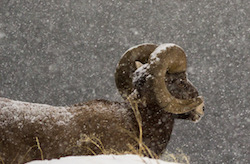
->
left=115, top=43, right=157, bottom=100
left=135, top=61, right=143, bottom=69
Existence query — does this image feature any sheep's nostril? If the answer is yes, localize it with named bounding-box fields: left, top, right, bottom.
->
left=202, top=106, right=205, bottom=111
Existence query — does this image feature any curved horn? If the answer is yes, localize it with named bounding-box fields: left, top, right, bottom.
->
left=115, top=43, right=158, bottom=100
left=143, top=44, right=203, bottom=114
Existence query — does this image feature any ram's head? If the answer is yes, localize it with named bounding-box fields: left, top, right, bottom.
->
left=115, top=43, right=204, bottom=122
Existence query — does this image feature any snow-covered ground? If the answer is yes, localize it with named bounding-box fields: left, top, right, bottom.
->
left=27, top=155, right=178, bottom=164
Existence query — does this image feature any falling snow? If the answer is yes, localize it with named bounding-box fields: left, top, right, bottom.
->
left=0, top=0, right=249, bottom=163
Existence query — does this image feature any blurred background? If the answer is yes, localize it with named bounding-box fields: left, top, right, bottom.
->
left=0, top=0, right=249, bottom=163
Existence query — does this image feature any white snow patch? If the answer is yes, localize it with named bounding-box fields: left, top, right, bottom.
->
left=26, top=154, right=178, bottom=164
left=0, top=97, right=73, bottom=128
left=150, top=43, right=182, bottom=61
left=132, top=63, right=149, bottom=84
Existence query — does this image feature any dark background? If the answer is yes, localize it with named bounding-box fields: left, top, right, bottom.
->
left=0, top=0, right=249, bottom=163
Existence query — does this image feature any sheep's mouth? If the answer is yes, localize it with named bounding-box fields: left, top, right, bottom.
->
left=191, top=103, right=205, bottom=123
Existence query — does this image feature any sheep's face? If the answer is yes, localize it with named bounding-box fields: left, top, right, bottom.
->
left=165, top=71, right=205, bottom=122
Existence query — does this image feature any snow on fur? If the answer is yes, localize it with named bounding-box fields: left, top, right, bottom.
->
left=0, top=97, right=73, bottom=128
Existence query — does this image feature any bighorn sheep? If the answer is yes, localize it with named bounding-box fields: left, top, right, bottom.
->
left=0, top=43, right=204, bottom=163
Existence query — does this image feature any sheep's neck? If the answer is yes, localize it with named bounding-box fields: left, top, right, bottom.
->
left=133, top=105, right=174, bottom=156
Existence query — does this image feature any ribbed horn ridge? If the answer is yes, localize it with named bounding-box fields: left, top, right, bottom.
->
left=115, top=43, right=157, bottom=100
left=146, top=44, right=203, bottom=114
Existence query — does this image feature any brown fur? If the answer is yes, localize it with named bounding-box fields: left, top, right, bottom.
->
left=0, top=97, right=197, bottom=164
left=0, top=99, right=135, bottom=163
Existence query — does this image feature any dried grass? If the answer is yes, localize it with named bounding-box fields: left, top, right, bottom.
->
left=18, top=137, right=44, bottom=164
left=161, top=149, right=190, bottom=164
left=0, top=156, right=4, bottom=164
